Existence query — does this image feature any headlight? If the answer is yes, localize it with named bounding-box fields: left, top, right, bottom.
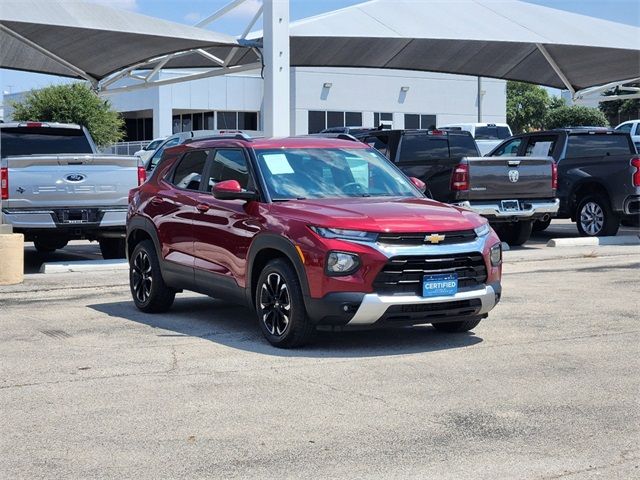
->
left=326, top=251, right=360, bottom=276
left=490, top=243, right=502, bottom=266
left=310, top=226, right=378, bottom=242
left=474, top=223, right=491, bottom=237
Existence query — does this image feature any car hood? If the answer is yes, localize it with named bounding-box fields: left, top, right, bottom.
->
left=268, top=197, right=483, bottom=232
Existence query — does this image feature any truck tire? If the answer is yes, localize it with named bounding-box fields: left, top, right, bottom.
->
left=129, top=240, right=175, bottom=313
left=532, top=218, right=552, bottom=232
left=432, top=318, right=482, bottom=333
left=495, top=221, right=533, bottom=246
left=576, top=195, right=619, bottom=237
left=34, top=238, right=68, bottom=253
left=255, top=258, right=315, bottom=348
left=99, top=238, right=126, bottom=259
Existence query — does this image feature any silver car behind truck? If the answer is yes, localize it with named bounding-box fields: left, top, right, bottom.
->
left=0, top=122, right=144, bottom=258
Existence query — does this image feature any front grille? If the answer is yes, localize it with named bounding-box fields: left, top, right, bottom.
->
left=373, top=252, right=488, bottom=296
left=377, top=229, right=476, bottom=246
left=382, top=299, right=482, bottom=322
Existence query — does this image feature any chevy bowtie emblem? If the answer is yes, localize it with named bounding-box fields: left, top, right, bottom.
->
left=425, top=233, right=446, bottom=244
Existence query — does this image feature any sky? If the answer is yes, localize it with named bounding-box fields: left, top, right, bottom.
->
left=1, top=0, right=639, bottom=95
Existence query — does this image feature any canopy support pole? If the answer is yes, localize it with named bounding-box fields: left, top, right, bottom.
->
left=536, top=43, right=574, bottom=96
left=0, top=23, right=98, bottom=88
left=263, top=0, right=291, bottom=137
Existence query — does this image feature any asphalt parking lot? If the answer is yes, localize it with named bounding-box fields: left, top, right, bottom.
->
left=1, top=241, right=639, bottom=479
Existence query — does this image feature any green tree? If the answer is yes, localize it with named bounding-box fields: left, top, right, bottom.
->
left=11, top=83, right=124, bottom=147
left=544, top=105, right=608, bottom=129
left=506, top=81, right=550, bottom=134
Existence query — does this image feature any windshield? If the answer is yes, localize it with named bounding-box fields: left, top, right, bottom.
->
left=255, top=148, right=420, bottom=200
left=475, top=126, right=511, bottom=140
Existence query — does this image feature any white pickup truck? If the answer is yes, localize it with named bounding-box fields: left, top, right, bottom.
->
left=0, top=122, right=144, bottom=258
left=439, top=123, right=513, bottom=156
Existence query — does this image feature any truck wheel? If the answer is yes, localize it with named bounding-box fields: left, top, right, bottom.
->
left=495, top=221, right=533, bottom=246
left=34, top=239, right=68, bottom=253
left=432, top=318, right=482, bottom=333
left=255, top=259, right=315, bottom=348
left=129, top=240, right=175, bottom=313
left=99, top=238, right=126, bottom=259
left=576, top=195, right=619, bottom=237
left=532, top=218, right=552, bottom=232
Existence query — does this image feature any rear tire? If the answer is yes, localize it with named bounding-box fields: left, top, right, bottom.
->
left=494, top=221, right=533, bottom=246
left=34, top=238, right=68, bottom=253
left=532, top=217, right=552, bottom=232
left=99, top=238, right=126, bottom=259
left=576, top=195, right=619, bottom=237
left=255, top=259, right=315, bottom=348
left=432, top=318, right=482, bottom=333
left=129, top=240, right=175, bottom=313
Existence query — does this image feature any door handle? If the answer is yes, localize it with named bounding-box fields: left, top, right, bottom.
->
left=150, top=197, right=164, bottom=205
left=196, top=204, right=210, bottom=213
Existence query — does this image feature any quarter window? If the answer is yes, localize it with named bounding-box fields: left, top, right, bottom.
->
left=172, top=150, right=209, bottom=191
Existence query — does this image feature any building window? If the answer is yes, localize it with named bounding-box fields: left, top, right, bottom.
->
left=308, top=110, right=364, bottom=133
left=193, top=112, right=203, bottom=131
left=308, top=111, right=326, bottom=134
left=204, top=112, right=214, bottom=130
left=345, top=112, right=363, bottom=127
left=405, top=113, right=437, bottom=130
left=172, top=115, right=181, bottom=134
left=374, top=112, right=393, bottom=127
left=238, top=112, right=258, bottom=130
left=217, top=111, right=237, bottom=130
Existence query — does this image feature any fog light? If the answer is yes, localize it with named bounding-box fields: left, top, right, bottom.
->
left=490, top=243, right=502, bottom=266
left=326, top=251, right=360, bottom=276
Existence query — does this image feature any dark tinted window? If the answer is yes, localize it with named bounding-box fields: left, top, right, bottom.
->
left=492, top=138, right=522, bottom=157
left=172, top=150, right=209, bottom=190
left=238, top=112, right=258, bottom=130
left=204, top=112, right=215, bottom=130
left=207, top=149, right=249, bottom=191
left=364, top=135, right=390, bottom=157
left=217, top=112, right=237, bottom=130
left=374, top=112, right=393, bottom=126
left=405, top=114, right=420, bottom=129
left=327, top=111, right=344, bottom=128
left=398, top=135, right=449, bottom=163
left=345, top=112, right=362, bottom=127
left=1, top=127, right=92, bottom=157
left=421, top=115, right=437, bottom=130
left=475, top=126, right=511, bottom=140
left=566, top=134, right=633, bottom=158
left=308, top=111, right=325, bottom=134
left=449, top=134, right=480, bottom=158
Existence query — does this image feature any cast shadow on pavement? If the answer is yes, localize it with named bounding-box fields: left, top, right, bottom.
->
left=89, top=295, right=483, bottom=358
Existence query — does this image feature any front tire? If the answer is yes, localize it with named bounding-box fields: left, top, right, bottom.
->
left=99, top=238, right=126, bottom=259
left=129, top=240, right=175, bottom=313
left=432, top=318, right=482, bottom=333
left=255, top=259, right=315, bottom=348
left=576, top=195, right=619, bottom=237
left=494, top=221, right=533, bottom=246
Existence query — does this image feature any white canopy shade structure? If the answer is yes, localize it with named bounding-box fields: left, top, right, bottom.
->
left=279, top=0, right=640, bottom=97
left=0, top=0, right=260, bottom=90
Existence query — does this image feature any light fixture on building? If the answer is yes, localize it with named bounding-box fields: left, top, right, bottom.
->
left=400, top=86, right=410, bottom=92
left=323, top=82, right=333, bottom=89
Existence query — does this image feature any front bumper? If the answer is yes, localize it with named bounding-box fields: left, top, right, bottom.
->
left=454, top=198, right=559, bottom=220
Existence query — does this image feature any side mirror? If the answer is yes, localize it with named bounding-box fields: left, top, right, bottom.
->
left=409, top=177, right=427, bottom=194
left=212, top=179, right=257, bottom=201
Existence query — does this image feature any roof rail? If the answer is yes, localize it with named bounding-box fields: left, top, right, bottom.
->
left=300, top=133, right=359, bottom=142
left=183, top=133, right=253, bottom=144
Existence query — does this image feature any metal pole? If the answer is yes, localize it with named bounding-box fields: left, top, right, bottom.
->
left=263, top=0, right=291, bottom=137
left=477, top=76, right=482, bottom=123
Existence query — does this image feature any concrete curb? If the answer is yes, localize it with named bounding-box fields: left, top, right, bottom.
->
left=547, top=235, right=640, bottom=247
left=40, top=260, right=128, bottom=274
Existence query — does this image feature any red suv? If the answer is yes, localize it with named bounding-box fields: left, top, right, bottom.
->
left=127, top=136, right=502, bottom=347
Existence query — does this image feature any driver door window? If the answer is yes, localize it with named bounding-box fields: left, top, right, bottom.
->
left=492, top=138, right=522, bottom=156
left=524, top=136, right=557, bottom=157
left=205, top=149, right=250, bottom=192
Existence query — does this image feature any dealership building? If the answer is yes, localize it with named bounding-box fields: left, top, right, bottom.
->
left=3, top=67, right=506, bottom=141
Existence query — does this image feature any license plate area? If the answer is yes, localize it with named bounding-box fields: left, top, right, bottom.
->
left=61, top=209, right=89, bottom=224
left=500, top=199, right=521, bottom=212
left=422, top=273, right=458, bottom=298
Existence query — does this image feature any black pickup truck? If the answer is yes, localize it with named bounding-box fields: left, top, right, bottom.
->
left=487, top=128, right=640, bottom=236
left=350, top=129, right=558, bottom=245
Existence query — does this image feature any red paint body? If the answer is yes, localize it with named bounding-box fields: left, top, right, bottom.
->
left=128, top=137, right=502, bottom=300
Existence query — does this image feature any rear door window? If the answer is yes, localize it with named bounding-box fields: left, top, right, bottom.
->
left=398, top=135, right=449, bottom=163
left=171, top=150, right=209, bottom=191
left=566, top=134, right=633, bottom=158
left=524, top=136, right=557, bottom=157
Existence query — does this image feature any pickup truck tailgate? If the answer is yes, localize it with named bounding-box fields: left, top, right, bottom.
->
left=5, top=154, right=139, bottom=209
left=465, top=156, right=555, bottom=200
